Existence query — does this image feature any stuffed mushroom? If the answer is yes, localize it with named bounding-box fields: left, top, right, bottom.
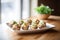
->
left=12, top=24, right=21, bottom=30
left=38, top=20, right=46, bottom=28
left=19, top=20, right=24, bottom=25
left=7, top=21, right=17, bottom=27
left=24, top=18, right=32, bottom=25
left=32, top=19, right=39, bottom=24
left=30, top=22, right=37, bottom=30
left=21, top=22, right=29, bottom=30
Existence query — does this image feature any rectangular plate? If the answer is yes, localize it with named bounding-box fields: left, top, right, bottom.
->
left=6, top=23, right=55, bottom=34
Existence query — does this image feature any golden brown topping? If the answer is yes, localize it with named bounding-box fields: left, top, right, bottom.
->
left=32, top=19, right=39, bottom=24
left=12, top=24, right=20, bottom=30
left=30, top=22, right=37, bottom=30
left=7, top=21, right=17, bottom=27
left=38, top=20, right=46, bottom=28
left=19, top=20, right=24, bottom=25
left=21, top=22, right=29, bottom=30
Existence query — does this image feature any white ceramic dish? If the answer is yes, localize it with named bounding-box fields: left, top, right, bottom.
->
left=7, top=23, right=55, bottom=34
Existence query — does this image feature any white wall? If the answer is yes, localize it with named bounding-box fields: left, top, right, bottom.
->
left=22, top=0, right=30, bottom=19
left=31, top=0, right=38, bottom=16
left=1, top=0, right=21, bottom=23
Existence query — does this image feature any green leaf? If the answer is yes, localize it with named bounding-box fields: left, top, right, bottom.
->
left=34, top=4, right=54, bottom=14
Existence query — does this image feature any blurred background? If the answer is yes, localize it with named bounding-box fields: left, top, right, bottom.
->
left=0, top=0, right=60, bottom=23
left=0, top=0, right=60, bottom=40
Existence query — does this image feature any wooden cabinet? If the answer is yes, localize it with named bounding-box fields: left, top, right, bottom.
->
left=38, top=0, right=60, bottom=16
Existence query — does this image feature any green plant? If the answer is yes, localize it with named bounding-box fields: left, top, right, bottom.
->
left=35, top=4, right=54, bottom=14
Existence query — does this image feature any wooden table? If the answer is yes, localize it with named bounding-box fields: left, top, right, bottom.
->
left=0, top=15, right=60, bottom=40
